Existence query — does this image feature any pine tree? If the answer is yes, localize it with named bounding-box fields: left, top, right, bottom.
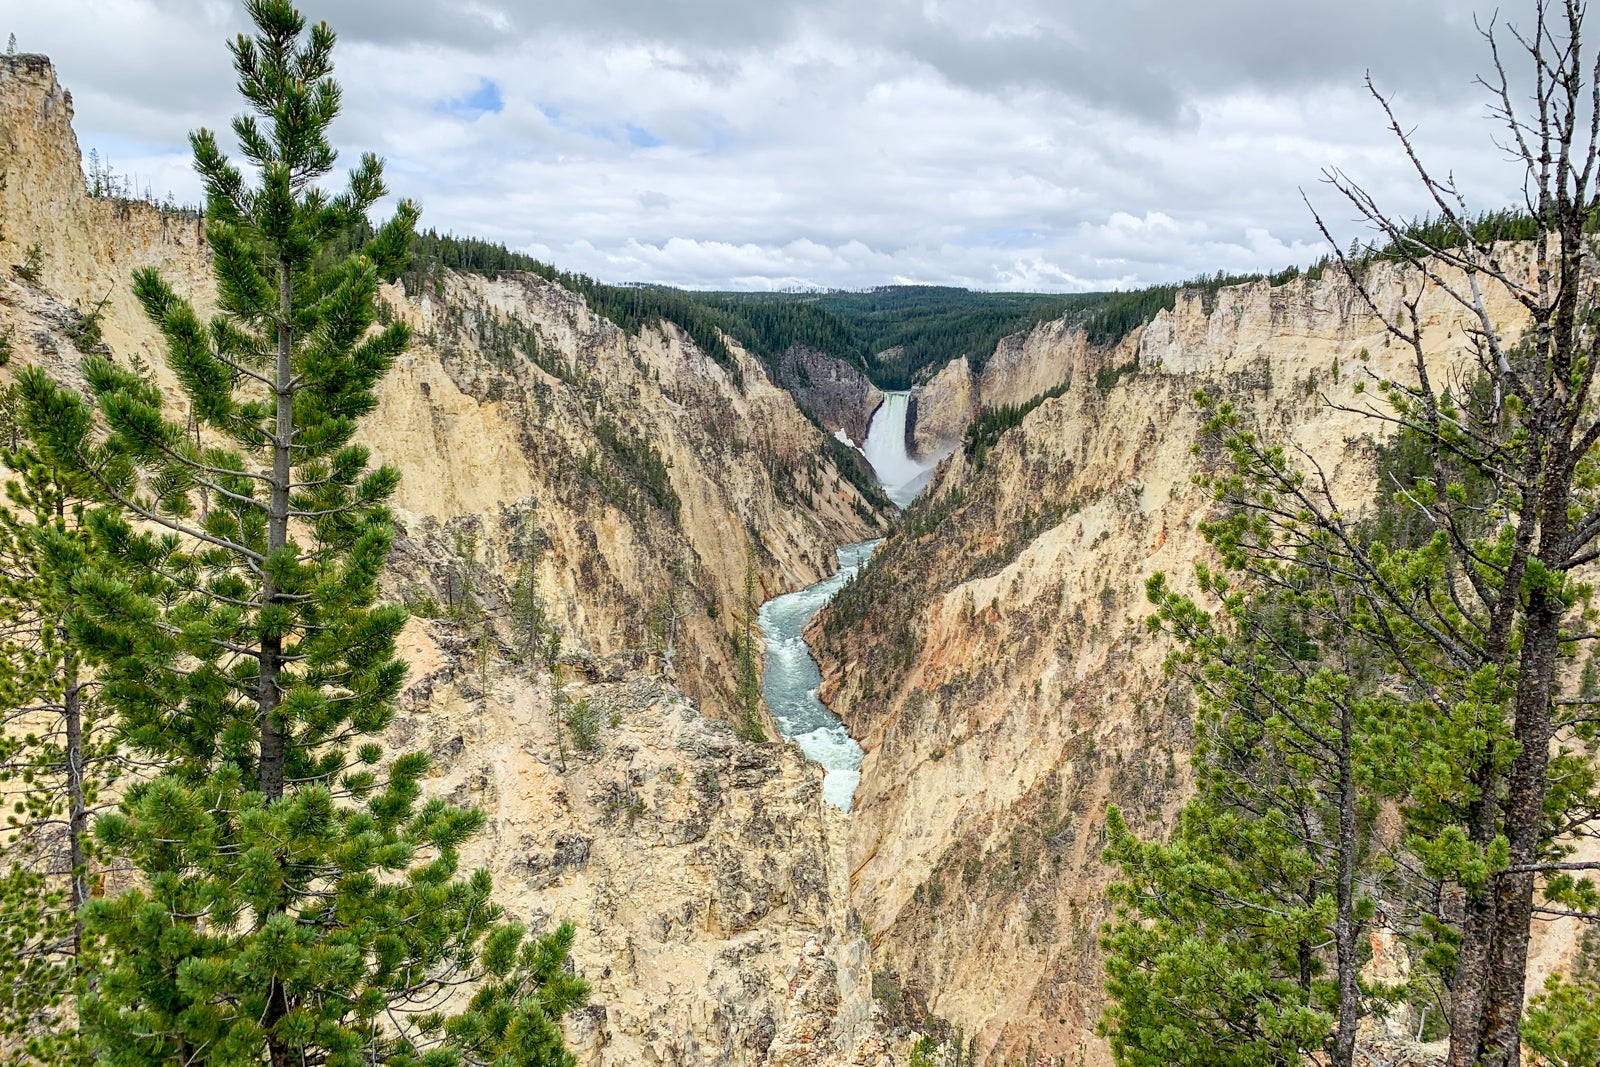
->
left=545, top=633, right=569, bottom=773
left=1104, top=557, right=1389, bottom=1067
left=18, top=3, right=585, bottom=1064
left=1295, top=11, right=1600, bottom=1059
left=0, top=449, right=137, bottom=1066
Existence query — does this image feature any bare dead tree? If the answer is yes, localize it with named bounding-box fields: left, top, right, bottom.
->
left=1275, top=2, right=1600, bottom=1062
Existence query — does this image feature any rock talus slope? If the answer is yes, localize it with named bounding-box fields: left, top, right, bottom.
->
left=0, top=53, right=890, bottom=1065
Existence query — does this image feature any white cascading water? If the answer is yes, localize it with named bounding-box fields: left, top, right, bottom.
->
left=758, top=390, right=945, bottom=811
left=860, top=391, right=944, bottom=509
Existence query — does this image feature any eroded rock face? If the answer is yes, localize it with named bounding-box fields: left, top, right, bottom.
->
left=774, top=343, right=883, bottom=445
left=813, top=259, right=1570, bottom=1065
left=0, top=54, right=889, bottom=1066
left=906, top=320, right=1086, bottom=461
left=364, top=263, right=886, bottom=727
left=905, top=358, right=974, bottom=461
left=394, top=618, right=876, bottom=1067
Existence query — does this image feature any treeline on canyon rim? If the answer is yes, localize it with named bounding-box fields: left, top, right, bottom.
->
left=0, top=3, right=586, bottom=1065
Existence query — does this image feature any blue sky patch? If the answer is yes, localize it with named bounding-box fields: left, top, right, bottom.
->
left=625, top=124, right=664, bottom=149
left=439, top=79, right=503, bottom=119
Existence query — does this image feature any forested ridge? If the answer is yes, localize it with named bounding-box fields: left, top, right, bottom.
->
left=383, top=233, right=1506, bottom=396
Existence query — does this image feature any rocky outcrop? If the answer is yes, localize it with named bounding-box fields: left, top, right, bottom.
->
left=392, top=614, right=876, bottom=1067
left=774, top=343, right=883, bottom=445
left=904, top=358, right=973, bottom=460
left=813, top=260, right=1557, bottom=1065
left=905, top=319, right=1087, bottom=460
left=0, top=54, right=890, bottom=1065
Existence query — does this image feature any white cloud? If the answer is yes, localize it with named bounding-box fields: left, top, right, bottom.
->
left=0, top=0, right=1544, bottom=291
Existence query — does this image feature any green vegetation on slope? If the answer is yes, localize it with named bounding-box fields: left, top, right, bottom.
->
left=703, top=287, right=1083, bottom=388
left=328, top=226, right=750, bottom=380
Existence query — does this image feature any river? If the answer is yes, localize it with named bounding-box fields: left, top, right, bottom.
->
left=759, top=391, right=938, bottom=811
left=757, top=540, right=879, bottom=811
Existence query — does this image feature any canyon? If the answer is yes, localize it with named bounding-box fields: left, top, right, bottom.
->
left=0, top=53, right=887, bottom=1067
left=1, top=45, right=1593, bottom=1067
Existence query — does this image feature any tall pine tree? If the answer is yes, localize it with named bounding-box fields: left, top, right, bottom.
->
left=18, top=3, right=585, bottom=1064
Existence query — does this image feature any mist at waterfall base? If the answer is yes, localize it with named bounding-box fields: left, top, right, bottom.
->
left=859, top=392, right=945, bottom=509
left=758, top=540, right=878, bottom=811
left=759, top=392, right=944, bottom=811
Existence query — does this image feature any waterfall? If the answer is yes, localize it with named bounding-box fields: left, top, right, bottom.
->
left=861, top=391, right=944, bottom=509
left=755, top=392, right=947, bottom=811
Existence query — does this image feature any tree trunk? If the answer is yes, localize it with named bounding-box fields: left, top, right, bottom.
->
left=1332, top=706, right=1361, bottom=1067
left=260, top=252, right=295, bottom=1067
left=1445, top=752, right=1507, bottom=1067
left=63, top=657, right=86, bottom=966
left=258, top=255, right=293, bottom=805
left=1445, top=896, right=1498, bottom=1067
left=1475, top=592, right=1562, bottom=1064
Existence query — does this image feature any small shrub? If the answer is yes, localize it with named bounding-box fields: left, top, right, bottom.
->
left=909, top=1037, right=941, bottom=1067
left=14, top=243, right=42, bottom=283
left=871, top=968, right=903, bottom=1015
left=567, top=698, right=601, bottom=752
left=64, top=304, right=104, bottom=352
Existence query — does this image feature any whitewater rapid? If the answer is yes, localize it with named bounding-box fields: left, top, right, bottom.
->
left=758, top=540, right=879, bottom=811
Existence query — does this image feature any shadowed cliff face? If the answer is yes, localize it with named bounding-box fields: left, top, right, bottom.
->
left=774, top=343, right=884, bottom=446
left=0, top=53, right=896, bottom=1066
left=810, top=259, right=1585, bottom=1066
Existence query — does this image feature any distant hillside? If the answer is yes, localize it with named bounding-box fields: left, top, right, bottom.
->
left=357, top=230, right=1336, bottom=392
left=698, top=287, right=1088, bottom=389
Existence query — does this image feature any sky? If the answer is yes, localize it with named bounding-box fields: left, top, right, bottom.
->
left=0, top=0, right=1542, bottom=292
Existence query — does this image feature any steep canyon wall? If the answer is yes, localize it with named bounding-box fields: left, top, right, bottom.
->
left=905, top=318, right=1089, bottom=460
left=814, top=260, right=1552, bottom=1064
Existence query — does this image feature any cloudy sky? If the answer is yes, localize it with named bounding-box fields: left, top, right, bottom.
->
left=2, top=0, right=1538, bottom=291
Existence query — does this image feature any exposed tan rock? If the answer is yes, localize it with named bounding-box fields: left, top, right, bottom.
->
left=813, top=258, right=1578, bottom=1065
left=906, top=319, right=1086, bottom=460
left=392, top=612, right=876, bottom=1066
left=906, top=358, right=974, bottom=460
